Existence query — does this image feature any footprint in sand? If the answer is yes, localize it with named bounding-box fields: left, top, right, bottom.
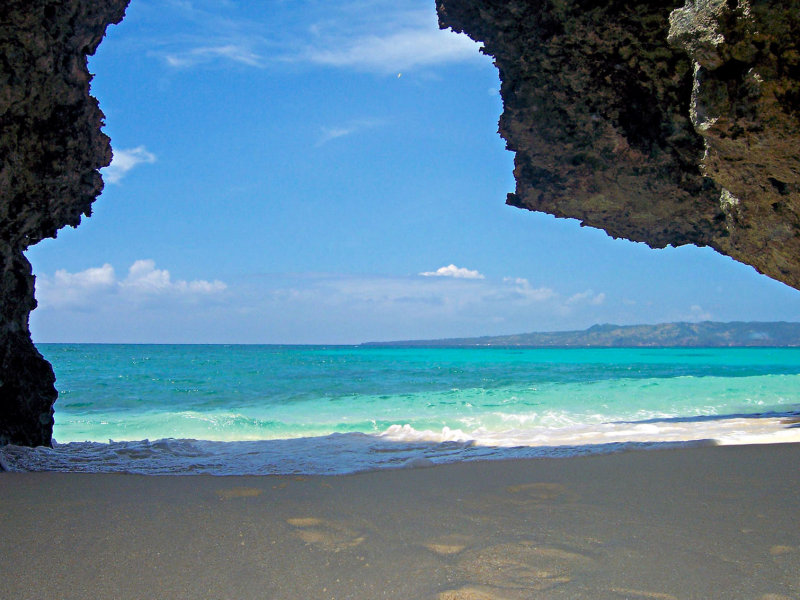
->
left=766, top=545, right=799, bottom=590
left=438, top=541, right=597, bottom=599
left=286, top=517, right=365, bottom=552
left=423, top=534, right=474, bottom=556
left=216, top=487, right=263, bottom=499
left=607, top=587, right=679, bottom=600
left=769, top=545, right=795, bottom=556
left=437, top=586, right=508, bottom=600
left=504, top=482, right=578, bottom=504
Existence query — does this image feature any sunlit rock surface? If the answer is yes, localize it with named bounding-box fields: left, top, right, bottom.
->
left=438, top=0, right=800, bottom=289
left=0, top=0, right=128, bottom=446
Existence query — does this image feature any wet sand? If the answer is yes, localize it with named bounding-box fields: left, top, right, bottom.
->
left=1, top=443, right=798, bottom=599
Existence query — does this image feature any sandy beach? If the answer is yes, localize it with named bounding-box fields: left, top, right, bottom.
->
left=1, top=443, right=798, bottom=600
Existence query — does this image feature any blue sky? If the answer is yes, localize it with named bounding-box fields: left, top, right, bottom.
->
left=27, top=0, right=800, bottom=344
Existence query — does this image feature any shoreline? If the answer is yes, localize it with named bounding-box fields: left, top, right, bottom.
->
left=3, top=409, right=799, bottom=475
left=2, top=443, right=798, bottom=599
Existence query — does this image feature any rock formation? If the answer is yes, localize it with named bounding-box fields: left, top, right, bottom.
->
left=437, top=0, right=800, bottom=289
left=0, top=1, right=128, bottom=446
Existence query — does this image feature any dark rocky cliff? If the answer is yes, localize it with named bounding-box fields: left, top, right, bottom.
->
left=437, top=0, right=800, bottom=289
left=0, top=1, right=128, bottom=446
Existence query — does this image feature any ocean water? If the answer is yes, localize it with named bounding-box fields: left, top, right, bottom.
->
left=1, top=344, right=799, bottom=474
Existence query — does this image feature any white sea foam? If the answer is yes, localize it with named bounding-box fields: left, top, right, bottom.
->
left=1, top=411, right=798, bottom=475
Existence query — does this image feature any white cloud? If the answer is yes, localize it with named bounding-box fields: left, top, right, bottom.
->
left=186, top=279, right=228, bottom=293
left=231, top=272, right=612, bottom=343
left=31, top=268, right=675, bottom=344
left=502, top=277, right=557, bottom=302
left=39, top=264, right=116, bottom=310
left=144, top=3, right=485, bottom=76
left=121, top=260, right=227, bottom=295
left=121, top=260, right=173, bottom=293
left=164, top=44, right=263, bottom=68
left=315, top=118, right=384, bottom=147
left=103, top=146, right=157, bottom=184
left=36, top=260, right=226, bottom=310
left=420, top=264, right=485, bottom=279
left=53, top=263, right=116, bottom=289
left=271, top=272, right=572, bottom=316
left=306, top=28, right=481, bottom=74
left=686, top=304, right=713, bottom=321
left=318, top=127, right=353, bottom=145
left=567, top=290, right=606, bottom=306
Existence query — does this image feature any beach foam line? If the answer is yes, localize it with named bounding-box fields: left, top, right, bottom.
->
left=377, top=412, right=800, bottom=447
left=0, top=436, right=718, bottom=475
left=2, top=411, right=798, bottom=475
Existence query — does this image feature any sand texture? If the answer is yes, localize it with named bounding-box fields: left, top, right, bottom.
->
left=1, top=443, right=798, bottom=599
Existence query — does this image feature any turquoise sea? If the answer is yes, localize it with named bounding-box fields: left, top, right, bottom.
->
left=2, top=344, right=799, bottom=474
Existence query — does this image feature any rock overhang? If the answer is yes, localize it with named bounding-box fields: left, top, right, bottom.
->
left=437, top=0, right=800, bottom=289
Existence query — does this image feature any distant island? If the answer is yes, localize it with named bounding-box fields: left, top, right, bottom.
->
left=362, top=321, right=800, bottom=348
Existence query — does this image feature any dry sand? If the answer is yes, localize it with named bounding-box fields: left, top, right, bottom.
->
left=1, top=443, right=798, bottom=599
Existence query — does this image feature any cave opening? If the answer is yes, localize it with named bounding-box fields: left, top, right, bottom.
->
left=5, top=0, right=800, bottom=448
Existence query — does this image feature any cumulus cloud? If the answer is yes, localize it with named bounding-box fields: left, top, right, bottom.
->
left=36, top=260, right=226, bottom=310
left=102, top=146, right=157, bottom=184
left=121, top=260, right=227, bottom=295
left=41, top=264, right=116, bottom=310
left=567, top=289, right=606, bottom=306
left=53, top=263, right=116, bottom=289
left=420, top=264, right=485, bottom=279
left=121, top=260, right=172, bottom=293
left=502, top=277, right=557, bottom=302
